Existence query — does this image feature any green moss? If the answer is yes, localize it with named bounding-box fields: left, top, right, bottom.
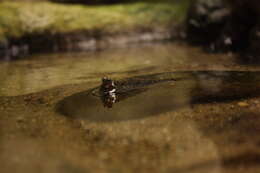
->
left=0, top=1, right=190, bottom=41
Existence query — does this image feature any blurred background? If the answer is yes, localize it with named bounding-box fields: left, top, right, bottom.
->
left=0, top=0, right=259, bottom=60
left=0, top=0, right=189, bottom=56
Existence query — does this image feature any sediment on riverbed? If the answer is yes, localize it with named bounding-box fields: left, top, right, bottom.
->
left=0, top=1, right=189, bottom=59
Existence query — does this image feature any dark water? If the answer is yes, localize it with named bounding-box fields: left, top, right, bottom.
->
left=58, top=71, right=260, bottom=122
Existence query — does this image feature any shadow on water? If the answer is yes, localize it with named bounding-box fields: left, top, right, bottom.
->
left=57, top=71, right=260, bottom=122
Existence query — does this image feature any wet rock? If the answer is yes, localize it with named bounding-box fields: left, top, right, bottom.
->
left=0, top=39, right=8, bottom=50
left=186, top=0, right=230, bottom=45
left=212, top=0, right=258, bottom=54
left=0, top=43, right=29, bottom=60
left=16, top=116, right=25, bottom=123
left=0, top=39, right=9, bottom=59
left=243, top=26, right=260, bottom=63
left=187, top=0, right=260, bottom=61
left=36, top=97, right=46, bottom=104
left=237, top=102, right=249, bottom=107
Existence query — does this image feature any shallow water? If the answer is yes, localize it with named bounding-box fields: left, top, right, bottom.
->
left=58, top=71, right=260, bottom=122
left=0, top=42, right=258, bottom=96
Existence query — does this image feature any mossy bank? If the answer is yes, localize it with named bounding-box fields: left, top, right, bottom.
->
left=0, top=1, right=189, bottom=57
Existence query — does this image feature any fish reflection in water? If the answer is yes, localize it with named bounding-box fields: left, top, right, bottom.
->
left=95, top=76, right=177, bottom=108
left=95, top=87, right=147, bottom=108
left=57, top=71, right=260, bottom=122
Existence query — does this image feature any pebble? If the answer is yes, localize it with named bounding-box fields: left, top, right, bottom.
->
left=16, top=116, right=24, bottom=123
left=254, top=100, right=259, bottom=104
left=237, top=102, right=249, bottom=107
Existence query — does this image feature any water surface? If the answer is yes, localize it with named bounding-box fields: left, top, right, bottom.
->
left=0, top=42, right=257, bottom=96
left=58, top=71, right=260, bottom=122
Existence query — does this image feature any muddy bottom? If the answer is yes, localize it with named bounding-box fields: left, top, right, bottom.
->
left=1, top=43, right=260, bottom=173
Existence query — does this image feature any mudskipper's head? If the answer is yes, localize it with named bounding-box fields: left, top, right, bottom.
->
left=100, top=77, right=116, bottom=108
left=101, top=77, right=116, bottom=94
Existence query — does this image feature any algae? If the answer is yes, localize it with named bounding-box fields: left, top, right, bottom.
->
left=0, top=1, right=190, bottom=42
